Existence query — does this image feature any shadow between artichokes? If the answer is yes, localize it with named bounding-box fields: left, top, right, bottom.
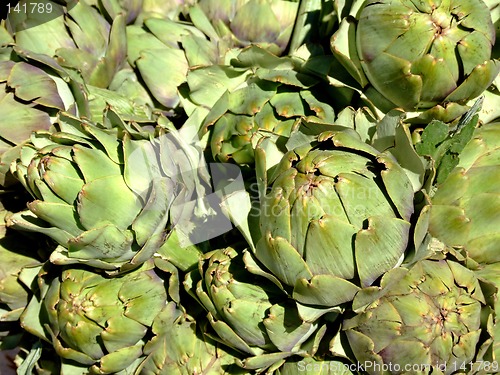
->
left=137, top=300, right=247, bottom=375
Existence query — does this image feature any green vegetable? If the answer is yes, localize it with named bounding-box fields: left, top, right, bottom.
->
left=429, top=122, right=500, bottom=264
left=20, top=259, right=176, bottom=374
left=255, top=130, right=415, bottom=307
left=185, top=247, right=328, bottom=373
left=344, top=258, right=495, bottom=374
left=8, top=115, right=205, bottom=273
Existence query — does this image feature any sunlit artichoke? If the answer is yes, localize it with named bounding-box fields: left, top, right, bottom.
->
left=255, top=130, right=414, bottom=308
left=20, top=259, right=177, bottom=374
left=0, top=48, right=84, bottom=188
left=331, top=0, right=500, bottom=121
left=429, top=122, right=500, bottom=265
left=193, top=0, right=300, bottom=56
left=343, top=258, right=496, bottom=374
left=138, top=301, right=245, bottom=374
left=0, top=197, right=46, bottom=323
left=185, top=247, right=330, bottom=373
left=201, top=46, right=341, bottom=166
left=7, top=114, right=216, bottom=273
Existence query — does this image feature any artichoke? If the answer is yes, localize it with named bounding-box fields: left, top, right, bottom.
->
left=185, top=247, right=330, bottom=373
left=0, top=48, right=85, bottom=188
left=201, top=46, right=340, bottom=166
left=429, top=122, right=500, bottom=265
left=331, top=0, right=500, bottom=120
left=343, top=258, right=496, bottom=374
left=138, top=301, right=245, bottom=374
left=0, top=200, right=44, bottom=323
left=7, top=115, right=207, bottom=273
left=192, top=0, right=300, bottom=56
left=0, top=31, right=157, bottom=188
left=255, top=130, right=415, bottom=308
left=20, top=259, right=177, bottom=374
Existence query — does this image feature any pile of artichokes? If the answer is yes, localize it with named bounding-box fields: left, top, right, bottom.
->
left=1, top=0, right=500, bottom=374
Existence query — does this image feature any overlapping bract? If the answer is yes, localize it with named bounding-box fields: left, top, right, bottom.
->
left=0, top=49, right=84, bottom=188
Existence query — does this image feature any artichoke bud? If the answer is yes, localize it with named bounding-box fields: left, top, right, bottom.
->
left=0, top=200, right=44, bottom=323
left=256, top=131, right=415, bottom=307
left=429, top=122, right=500, bottom=265
left=29, top=259, right=171, bottom=374
left=186, top=247, right=322, bottom=371
left=344, top=259, right=495, bottom=374
left=356, top=0, right=500, bottom=111
left=8, top=117, right=216, bottom=273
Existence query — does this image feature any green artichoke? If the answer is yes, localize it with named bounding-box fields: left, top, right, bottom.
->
left=331, top=0, right=500, bottom=121
left=475, top=262, right=500, bottom=361
left=201, top=46, right=340, bottom=166
left=20, top=259, right=176, bottom=374
left=343, top=258, right=496, bottom=374
left=429, top=122, right=500, bottom=264
left=193, top=0, right=300, bottom=56
left=0, top=37, right=156, bottom=188
left=88, top=0, right=195, bottom=24
left=5, top=1, right=157, bottom=114
left=138, top=301, right=245, bottom=374
left=255, top=130, right=415, bottom=308
left=8, top=116, right=194, bottom=273
left=0, top=201, right=44, bottom=323
left=185, top=247, right=330, bottom=373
